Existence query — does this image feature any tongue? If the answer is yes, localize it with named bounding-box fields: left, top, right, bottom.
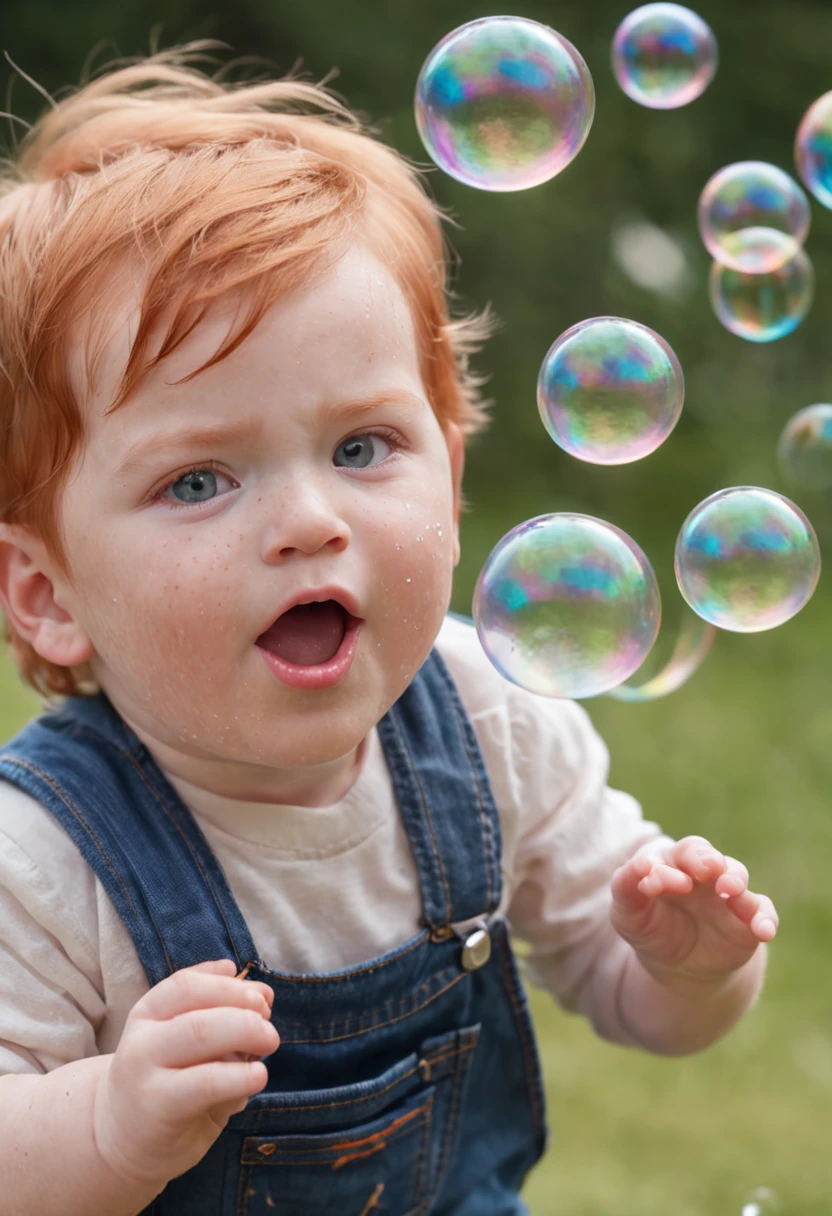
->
left=260, top=601, right=347, bottom=666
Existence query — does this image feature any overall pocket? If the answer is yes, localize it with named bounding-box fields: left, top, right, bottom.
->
left=236, top=1023, right=480, bottom=1216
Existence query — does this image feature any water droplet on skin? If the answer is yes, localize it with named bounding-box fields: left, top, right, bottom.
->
left=112, top=597, right=118, bottom=603
left=406, top=578, right=411, bottom=583
left=417, top=536, right=423, bottom=542
left=395, top=543, right=401, bottom=550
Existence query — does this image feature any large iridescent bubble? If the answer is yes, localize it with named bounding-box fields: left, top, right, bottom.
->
left=537, top=317, right=684, bottom=465
left=795, top=91, right=832, bottom=209
left=698, top=161, right=811, bottom=273
left=675, top=487, right=820, bottom=632
left=414, top=17, right=595, bottom=191
left=778, top=403, right=832, bottom=491
left=611, top=3, right=717, bottom=110
left=709, top=247, right=814, bottom=342
left=473, top=513, right=661, bottom=699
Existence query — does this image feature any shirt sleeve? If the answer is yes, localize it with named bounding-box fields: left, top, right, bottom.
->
left=0, top=784, right=107, bottom=1075
left=500, top=692, right=674, bottom=1044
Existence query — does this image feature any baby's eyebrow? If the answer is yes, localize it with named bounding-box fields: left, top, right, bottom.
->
left=116, top=417, right=266, bottom=477
left=318, top=388, right=424, bottom=429
left=115, top=388, right=424, bottom=477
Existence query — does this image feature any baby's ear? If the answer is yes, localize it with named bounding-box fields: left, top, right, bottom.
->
left=446, top=424, right=465, bottom=567
left=0, top=526, right=95, bottom=668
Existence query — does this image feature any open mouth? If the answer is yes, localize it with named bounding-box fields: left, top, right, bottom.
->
left=257, top=600, right=349, bottom=666
left=255, top=598, right=362, bottom=690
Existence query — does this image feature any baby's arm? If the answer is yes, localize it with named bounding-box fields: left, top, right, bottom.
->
left=0, top=960, right=278, bottom=1216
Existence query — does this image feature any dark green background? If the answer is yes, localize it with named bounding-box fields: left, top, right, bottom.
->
left=2, top=2, right=831, bottom=1212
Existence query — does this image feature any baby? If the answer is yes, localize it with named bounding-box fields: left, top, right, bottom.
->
left=0, top=46, right=778, bottom=1216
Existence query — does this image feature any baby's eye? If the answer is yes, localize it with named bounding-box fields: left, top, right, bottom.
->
left=333, top=433, right=392, bottom=469
left=161, top=467, right=235, bottom=507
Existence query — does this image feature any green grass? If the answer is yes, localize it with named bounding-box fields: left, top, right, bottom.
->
left=1, top=597, right=830, bottom=1215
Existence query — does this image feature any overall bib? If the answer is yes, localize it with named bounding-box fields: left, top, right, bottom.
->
left=0, top=650, right=547, bottom=1214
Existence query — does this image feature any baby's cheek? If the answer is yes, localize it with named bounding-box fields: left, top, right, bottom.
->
left=90, top=545, right=240, bottom=681
left=375, top=525, right=454, bottom=654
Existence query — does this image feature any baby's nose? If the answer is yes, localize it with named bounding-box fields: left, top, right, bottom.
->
left=260, top=483, right=350, bottom=561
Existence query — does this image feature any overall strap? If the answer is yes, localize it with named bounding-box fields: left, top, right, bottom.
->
left=0, top=694, right=258, bottom=987
left=377, top=648, right=502, bottom=935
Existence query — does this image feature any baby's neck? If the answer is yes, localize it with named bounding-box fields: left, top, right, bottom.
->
left=130, top=725, right=367, bottom=808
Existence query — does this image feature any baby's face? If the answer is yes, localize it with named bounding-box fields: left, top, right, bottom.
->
left=52, top=245, right=462, bottom=787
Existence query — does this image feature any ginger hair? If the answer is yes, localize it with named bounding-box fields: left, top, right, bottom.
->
left=0, top=44, right=492, bottom=701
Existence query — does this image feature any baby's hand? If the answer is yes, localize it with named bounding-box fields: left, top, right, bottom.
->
left=93, top=959, right=278, bottom=1191
left=610, top=836, right=778, bottom=991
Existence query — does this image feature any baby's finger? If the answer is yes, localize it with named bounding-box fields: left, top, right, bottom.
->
left=610, top=852, right=656, bottom=906
left=667, top=837, right=727, bottom=884
left=151, top=1006, right=280, bottom=1069
left=158, top=1059, right=268, bottom=1123
left=714, top=856, right=749, bottom=900
left=139, top=965, right=274, bottom=1024
left=637, top=863, right=694, bottom=898
left=724, top=888, right=779, bottom=940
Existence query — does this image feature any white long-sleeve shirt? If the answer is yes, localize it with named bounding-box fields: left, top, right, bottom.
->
left=0, top=614, right=670, bottom=1076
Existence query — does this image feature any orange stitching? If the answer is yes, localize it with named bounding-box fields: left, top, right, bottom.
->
left=359, top=1182, right=385, bottom=1215
left=331, top=1106, right=429, bottom=1169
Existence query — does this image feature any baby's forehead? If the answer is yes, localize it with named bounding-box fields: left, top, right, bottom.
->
left=71, top=246, right=426, bottom=440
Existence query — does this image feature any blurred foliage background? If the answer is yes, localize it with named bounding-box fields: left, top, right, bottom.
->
left=2, top=0, right=832, bottom=1212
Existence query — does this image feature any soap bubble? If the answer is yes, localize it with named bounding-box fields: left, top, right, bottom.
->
left=612, top=3, right=717, bottom=109
left=709, top=246, right=814, bottom=342
left=606, top=611, right=716, bottom=700
left=698, top=161, right=811, bottom=272
left=473, top=513, right=661, bottom=699
left=675, top=487, right=820, bottom=632
left=796, top=90, right=832, bottom=209
left=537, top=317, right=684, bottom=465
left=414, top=16, right=595, bottom=191
left=778, top=403, right=832, bottom=491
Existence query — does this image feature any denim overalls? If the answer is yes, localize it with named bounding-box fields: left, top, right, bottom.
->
left=0, top=650, right=547, bottom=1214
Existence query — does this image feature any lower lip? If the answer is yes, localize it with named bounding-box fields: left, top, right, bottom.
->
left=256, top=615, right=363, bottom=690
